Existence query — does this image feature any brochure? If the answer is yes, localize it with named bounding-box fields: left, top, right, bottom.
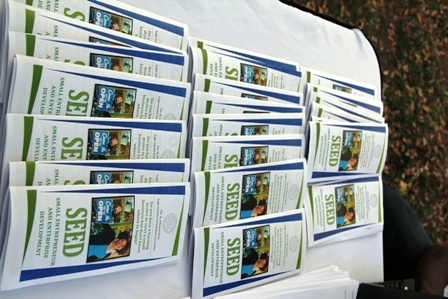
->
left=191, top=209, right=305, bottom=299
left=189, top=134, right=305, bottom=175
left=190, top=113, right=305, bottom=137
left=7, top=55, right=190, bottom=120
left=300, top=66, right=377, bottom=99
left=189, top=37, right=302, bottom=92
left=308, top=102, right=384, bottom=124
left=15, top=0, right=189, bottom=51
left=0, top=114, right=186, bottom=207
left=190, top=47, right=301, bottom=92
left=191, top=91, right=305, bottom=115
left=9, top=159, right=190, bottom=186
left=0, top=183, right=190, bottom=290
left=306, top=121, right=388, bottom=183
left=192, top=159, right=307, bottom=227
left=6, top=1, right=183, bottom=53
left=6, top=32, right=189, bottom=80
left=193, top=74, right=303, bottom=106
left=304, top=176, right=383, bottom=247
left=306, top=83, right=383, bottom=115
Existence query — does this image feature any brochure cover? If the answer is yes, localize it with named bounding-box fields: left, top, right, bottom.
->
left=192, top=74, right=303, bottom=106
left=9, top=159, right=190, bottom=186
left=189, top=134, right=305, bottom=175
left=192, top=159, right=307, bottom=227
left=191, top=209, right=305, bottom=299
left=7, top=55, right=190, bottom=120
left=306, top=121, right=388, bottom=183
left=15, top=0, right=189, bottom=51
left=190, top=46, right=301, bottom=92
left=304, top=176, right=383, bottom=247
left=0, top=183, right=190, bottom=290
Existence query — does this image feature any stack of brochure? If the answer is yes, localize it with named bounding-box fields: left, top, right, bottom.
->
left=0, top=0, right=192, bottom=291
left=301, top=67, right=388, bottom=247
left=187, top=38, right=308, bottom=299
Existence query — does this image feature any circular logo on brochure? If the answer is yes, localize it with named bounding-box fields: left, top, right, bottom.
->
left=374, top=145, right=382, bottom=158
left=289, top=236, right=299, bottom=252
left=161, top=150, right=175, bottom=158
left=163, top=213, right=178, bottom=234
left=164, top=113, right=177, bottom=120
left=370, top=194, right=378, bottom=207
left=288, top=184, right=300, bottom=201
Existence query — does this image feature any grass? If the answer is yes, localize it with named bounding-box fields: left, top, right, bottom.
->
left=289, top=0, right=448, bottom=244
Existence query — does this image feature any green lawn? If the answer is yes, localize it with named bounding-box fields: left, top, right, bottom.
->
left=290, top=0, right=448, bottom=243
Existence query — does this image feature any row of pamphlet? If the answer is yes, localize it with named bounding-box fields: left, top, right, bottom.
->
left=0, top=0, right=388, bottom=298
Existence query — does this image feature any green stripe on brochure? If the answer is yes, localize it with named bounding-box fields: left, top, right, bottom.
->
left=28, top=64, right=43, bottom=114
left=205, top=100, right=212, bottom=114
left=306, top=71, right=311, bottom=83
left=313, top=122, right=321, bottom=165
left=26, top=0, right=34, bottom=4
left=317, top=108, right=323, bottom=117
left=25, top=9, right=36, bottom=33
left=180, top=101, right=185, bottom=120
left=23, top=189, right=37, bottom=263
left=22, top=116, right=34, bottom=161
left=296, top=228, right=303, bottom=269
left=378, top=184, right=382, bottom=222
left=203, top=227, right=210, bottom=281
left=25, top=34, right=36, bottom=56
left=308, top=186, right=314, bottom=217
left=296, top=175, right=304, bottom=209
left=197, top=41, right=204, bottom=48
left=204, top=79, right=211, bottom=92
left=25, top=162, right=36, bottom=186
left=200, top=140, right=209, bottom=171
left=202, top=118, right=209, bottom=136
left=201, top=49, right=208, bottom=75
left=172, top=199, right=184, bottom=256
left=202, top=172, right=211, bottom=224
left=376, top=134, right=387, bottom=173
left=177, top=136, right=181, bottom=158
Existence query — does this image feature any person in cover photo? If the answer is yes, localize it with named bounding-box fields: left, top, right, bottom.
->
left=87, top=224, right=132, bottom=262
left=240, top=194, right=268, bottom=219
left=338, top=147, right=359, bottom=171
left=336, top=205, right=355, bottom=227
left=241, top=248, right=269, bottom=278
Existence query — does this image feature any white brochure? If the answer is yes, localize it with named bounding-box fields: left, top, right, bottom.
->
left=0, top=114, right=186, bottom=207
left=191, top=91, right=305, bottom=115
left=191, top=209, right=305, bottom=299
left=304, top=176, right=383, bottom=247
left=306, top=122, right=388, bottom=183
left=301, top=66, right=377, bottom=100
left=189, top=37, right=302, bottom=92
left=0, top=183, right=190, bottom=290
left=9, top=159, right=190, bottom=186
left=308, top=102, right=384, bottom=124
left=192, top=159, right=307, bottom=227
left=190, top=113, right=305, bottom=137
left=190, top=46, right=301, bottom=92
left=14, top=0, right=189, bottom=51
left=193, top=74, right=303, bottom=105
left=189, top=134, right=305, bottom=175
left=7, top=55, right=190, bottom=120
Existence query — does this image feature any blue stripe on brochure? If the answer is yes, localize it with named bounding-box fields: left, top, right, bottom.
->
left=203, top=272, right=286, bottom=297
left=50, top=161, right=187, bottom=172
left=20, top=258, right=162, bottom=281
left=52, top=70, right=188, bottom=97
left=222, top=161, right=305, bottom=173
left=222, top=138, right=302, bottom=147
left=88, top=0, right=185, bottom=36
left=218, top=118, right=303, bottom=126
left=48, top=118, right=183, bottom=132
left=210, top=45, right=301, bottom=77
left=46, top=38, right=185, bottom=63
left=315, top=176, right=380, bottom=185
left=314, top=224, right=371, bottom=241
left=222, top=103, right=304, bottom=113
left=219, top=82, right=301, bottom=104
left=317, top=75, right=375, bottom=96
left=44, top=16, right=181, bottom=54
left=43, top=185, right=187, bottom=195
left=223, top=212, right=303, bottom=228
left=311, top=171, right=364, bottom=179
